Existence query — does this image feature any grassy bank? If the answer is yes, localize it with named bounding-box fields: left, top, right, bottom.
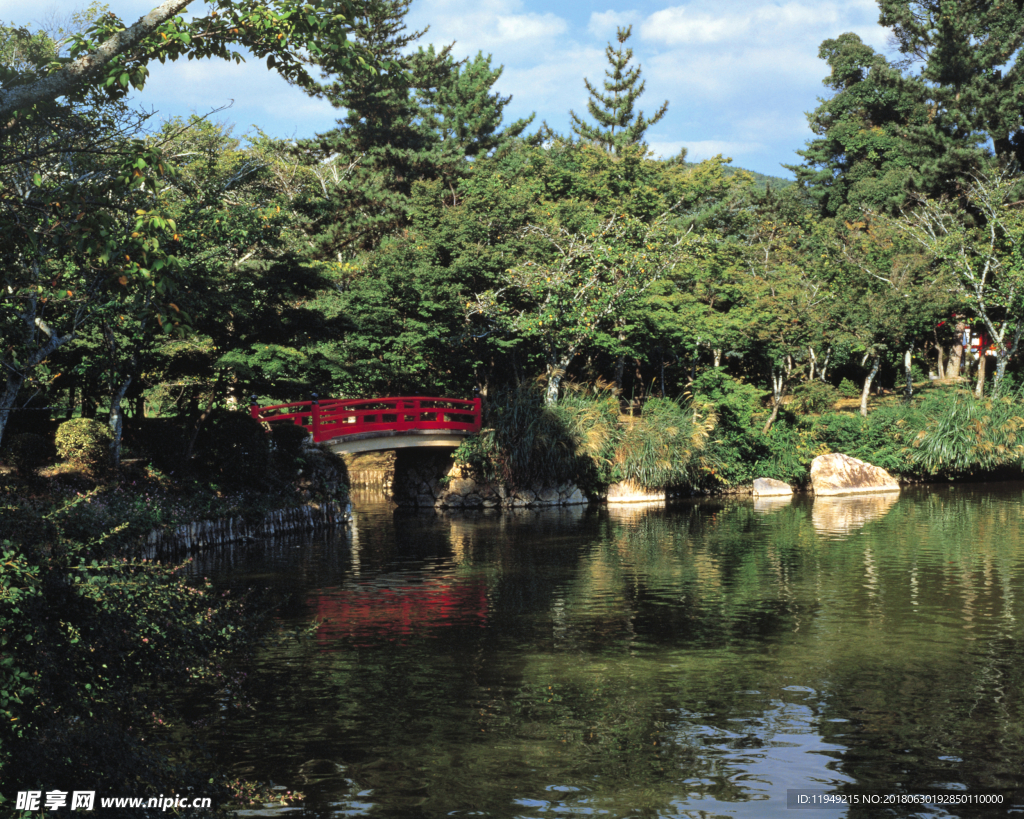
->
left=454, top=377, right=1024, bottom=495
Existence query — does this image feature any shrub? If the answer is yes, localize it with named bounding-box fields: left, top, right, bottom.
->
left=837, top=378, right=860, bottom=399
left=55, top=418, right=113, bottom=473
left=4, top=432, right=50, bottom=476
left=807, top=413, right=865, bottom=455
left=270, top=422, right=310, bottom=461
left=792, top=380, right=839, bottom=414
left=192, top=409, right=271, bottom=488
left=128, top=418, right=189, bottom=473
left=908, top=389, right=1024, bottom=476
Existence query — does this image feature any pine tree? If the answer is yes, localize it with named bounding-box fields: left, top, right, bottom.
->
left=306, top=0, right=534, bottom=255
left=414, top=48, right=535, bottom=159
left=786, top=33, right=929, bottom=220
left=305, top=0, right=450, bottom=254
left=879, top=0, right=1024, bottom=171
left=569, top=25, right=668, bottom=155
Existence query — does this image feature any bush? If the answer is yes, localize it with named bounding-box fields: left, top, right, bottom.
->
left=837, top=378, right=860, bottom=399
left=128, top=418, right=190, bottom=473
left=192, top=409, right=271, bottom=488
left=612, top=397, right=718, bottom=488
left=271, top=423, right=310, bottom=460
left=792, top=380, right=839, bottom=414
left=55, top=418, right=113, bottom=473
left=4, top=432, right=50, bottom=476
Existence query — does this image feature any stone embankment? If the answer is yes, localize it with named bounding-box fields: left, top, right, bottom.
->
left=144, top=500, right=351, bottom=554
left=391, top=451, right=587, bottom=509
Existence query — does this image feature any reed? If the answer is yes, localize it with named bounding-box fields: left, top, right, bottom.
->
left=911, top=389, right=1024, bottom=474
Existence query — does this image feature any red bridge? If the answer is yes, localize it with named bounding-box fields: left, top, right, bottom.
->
left=250, top=395, right=482, bottom=454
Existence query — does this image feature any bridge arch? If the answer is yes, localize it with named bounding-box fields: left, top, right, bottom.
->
left=250, top=396, right=482, bottom=455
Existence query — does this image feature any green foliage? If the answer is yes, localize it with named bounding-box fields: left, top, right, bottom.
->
left=55, top=418, right=112, bottom=472
left=792, top=380, right=839, bottom=414
left=4, top=432, right=50, bottom=476
left=457, top=383, right=599, bottom=490
left=613, top=397, right=718, bottom=488
left=0, top=493, right=261, bottom=799
left=837, top=378, right=860, bottom=398
left=910, top=389, right=1024, bottom=476
left=129, top=417, right=189, bottom=474
left=569, top=25, right=668, bottom=155
left=192, top=409, right=270, bottom=488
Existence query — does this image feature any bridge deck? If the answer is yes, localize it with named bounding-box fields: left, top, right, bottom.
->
left=251, top=396, right=481, bottom=453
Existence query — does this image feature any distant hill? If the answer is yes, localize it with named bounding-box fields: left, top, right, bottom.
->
left=677, top=160, right=794, bottom=192
left=722, top=165, right=794, bottom=192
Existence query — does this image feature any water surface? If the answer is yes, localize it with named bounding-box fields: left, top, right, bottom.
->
left=186, top=484, right=1024, bottom=817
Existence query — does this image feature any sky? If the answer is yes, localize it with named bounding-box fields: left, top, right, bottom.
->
left=2, top=0, right=896, bottom=178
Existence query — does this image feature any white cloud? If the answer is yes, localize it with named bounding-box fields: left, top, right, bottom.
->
left=587, top=9, right=638, bottom=38
left=648, top=139, right=763, bottom=162
left=408, top=0, right=568, bottom=58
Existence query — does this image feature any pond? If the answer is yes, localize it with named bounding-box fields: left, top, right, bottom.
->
left=185, top=484, right=1024, bottom=818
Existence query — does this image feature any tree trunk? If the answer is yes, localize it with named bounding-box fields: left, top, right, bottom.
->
left=860, top=355, right=880, bottom=417
left=991, top=323, right=1022, bottom=395
left=762, top=366, right=787, bottom=434
left=713, top=348, right=722, bottom=368
left=903, top=347, right=913, bottom=402
left=0, top=373, right=25, bottom=450
left=108, top=375, right=132, bottom=469
left=946, top=342, right=963, bottom=380
left=932, top=341, right=946, bottom=381
left=975, top=352, right=987, bottom=397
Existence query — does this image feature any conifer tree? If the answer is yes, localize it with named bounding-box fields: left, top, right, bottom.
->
left=307, top=0, right=534, bottom=255
left=569, top=25, right=668, bottom=155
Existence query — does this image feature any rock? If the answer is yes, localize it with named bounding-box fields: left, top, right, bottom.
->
left=464, top=494, right=483, bottom=507
left=448, top=478, right=479, bottom=496
left=482, top=498, right=498, bottom=508
left=416, top=494, right=435, bottom=508
left=515, top=488, right=537, bottom=503
left=606, top=480, right=665, bottom=504
left=752, top=477, right=792, bottom=497
left=810, top=453, right=900, bottom=496
left=566, top=488, right=586, bottom=505
left=537, top=487, right=560, bottom=505
left=443, top=494, right=465, bottom=508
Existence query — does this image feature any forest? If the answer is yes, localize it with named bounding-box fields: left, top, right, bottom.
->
left=5, top=0, right=1024, bottom=491
left=4, top=0, right=1024, bottom=803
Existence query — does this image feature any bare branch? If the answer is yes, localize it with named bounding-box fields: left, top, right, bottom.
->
left=0, top=0, right=195, bottom=119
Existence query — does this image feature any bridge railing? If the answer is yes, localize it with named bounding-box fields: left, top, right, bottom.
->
left=250, top=396, right=482, bottom=443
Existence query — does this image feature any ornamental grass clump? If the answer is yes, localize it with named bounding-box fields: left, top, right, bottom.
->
left=55, top=418, right=113, bottom=473
left=911, top=389, right=1024, bottom=475
left=613, top=397, right=719, bottom=489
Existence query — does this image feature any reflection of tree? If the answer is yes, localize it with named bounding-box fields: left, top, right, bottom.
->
left=182, top=488, right=1024, bottom=815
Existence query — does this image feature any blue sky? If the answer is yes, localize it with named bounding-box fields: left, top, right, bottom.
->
left=5, top=0, right=894, bottom=177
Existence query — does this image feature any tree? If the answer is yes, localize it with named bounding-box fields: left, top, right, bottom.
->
left=887, top=167, right=1024, bottom=396
left=0, top=0, right=376, bottom=449
left=0, top=0, right=370, bottom=120
left=787, top=32, right=928, bottom=220
left=307, top=0, right=532, bottom=255
left=469, top=211, right=681, bottom=404
left=569, top=25, right=667, bottom=156
left=878, top=0, right=1024, bottom=171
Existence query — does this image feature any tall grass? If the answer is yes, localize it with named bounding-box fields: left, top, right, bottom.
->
left=613, top=397, right=719, bottom=488
left=910, top=389, right=1024, bottom=474
left=454, top=381, right=719, bottom=491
